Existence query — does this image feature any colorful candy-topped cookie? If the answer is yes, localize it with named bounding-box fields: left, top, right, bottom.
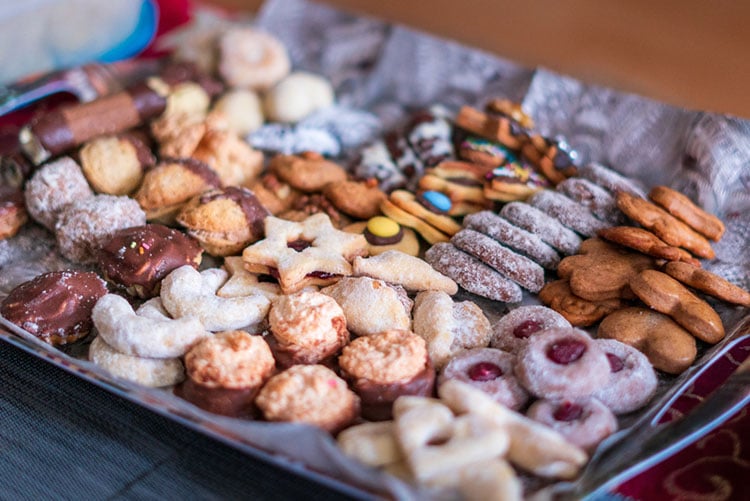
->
left=458, top=136, right=517, bottom=168
left=380, top=190, right=462, bottom=244
left=344, top=216, right=420, bottom=256
left=484, top=157, right=550, bottom=202
left=406, top=106, right=455, bottom=167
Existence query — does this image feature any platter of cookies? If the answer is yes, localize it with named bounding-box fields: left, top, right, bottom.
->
left=1, top=2, right=750, bottom=499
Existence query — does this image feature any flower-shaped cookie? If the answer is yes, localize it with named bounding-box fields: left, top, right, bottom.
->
left=242, top=213, right=368, bottom=293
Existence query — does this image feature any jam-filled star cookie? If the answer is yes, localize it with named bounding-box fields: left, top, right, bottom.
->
left=241, top=213, right=368, bottom=293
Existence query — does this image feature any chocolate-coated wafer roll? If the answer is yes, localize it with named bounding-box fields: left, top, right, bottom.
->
left=20, top=80, right=168, bottom=164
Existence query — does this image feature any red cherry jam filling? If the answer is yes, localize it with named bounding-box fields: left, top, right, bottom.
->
left=546, top=338, right=586, bottom=365
left=553, top=401, right=583, bottom=422
left=287, top=239, right=311, bottom=252
left=467, top=362, right=503, bottom=381
left=513, top=319, right=543, bottom=339
left=606, top=352, right=625, bottom=373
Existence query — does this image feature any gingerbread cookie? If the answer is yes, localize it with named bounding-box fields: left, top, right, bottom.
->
left=269, top=151, right=347, bottom=193
left=649, top=185, right=725, bottom=241
left=597, top=226, right=700, bottom=266
left=557, top=238, right=656, bottom=301
left=538, top=279, right=626, bottom=327
left=241, top=213, right=368, bottom=294
left=663, top=261, right=750, bottom=307
left=629, top=269, right=724, bottom=344
left=597, top=307, right=697, bottom=374
left=344, top=217, right=420, bottom=257
left=616, top=191, right=715, bottom=259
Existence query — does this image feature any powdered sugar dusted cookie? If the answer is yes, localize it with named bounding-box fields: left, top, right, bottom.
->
left=526, top=397, right=617, bottom=452
left=500, top=201, right=582, bottom=255
left=577, top=162, right=647, bottom=198
left=412, top=290, right=491, bottom=369
left=591, top=338, right=658, bottom=414
left=556, top=177, right=625, bottom=225
left=490, top=305, right=572, bottom=354
left=352, top=250, right=457, bottom=295
left=528, top=190, right=609, bottom=237
left=438, top=347, right=528, bottom=410
left=24, top=156, right=94, bottom=230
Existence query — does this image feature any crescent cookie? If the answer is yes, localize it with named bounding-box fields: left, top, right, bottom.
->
left=89, top=336, right=185, bottom=388
left=352, top=250, right=458, bottom=295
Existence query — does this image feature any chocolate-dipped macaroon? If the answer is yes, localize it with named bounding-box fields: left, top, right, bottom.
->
left=338, top=329, right=435, bottom=421
left=1, top=270, right=107, bottom=346
left=97, top=224, right=203, bottom=298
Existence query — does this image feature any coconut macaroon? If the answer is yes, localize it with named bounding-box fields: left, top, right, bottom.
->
left=338, top=329, right=435, bottom=421
left=267, top=290, right=350, bottom=368
left=255, top=364, right=360, bottom=433
left=178, top=330, right=275, bottom=417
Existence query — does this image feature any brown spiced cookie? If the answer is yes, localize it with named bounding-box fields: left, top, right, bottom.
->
left=245, top=172, right=300, bottom=215
left=323, top=178, right=387, bottom=220
left=663, top=261, right=750, bottom=308
left=597, top=226, right=700, bottom=266
left=451, top=229, right=545, bottom=293
left=269, top=151, right=347, bottom=193
left=629, top=269, right=724, bottom=344
left=556, top=177, right=626, bottom=225
left=597, top=307, right=697, bottom=374
left=79, top=133, right=155, bottom=196
left=557, top=238, right=656, bottom=301
left=649, top=185, right=725, bottom=241
left=616, top=191, right=715, bottom=260
left=500, top=201, right=582, bottom=255
left=424, top=242, right=523, bottom=303
left=176, top=186, right=269, bottom=256
left=538, top=279, right=626, bottom=327
left=279, top=192, right=352, bottom=229
left=527, top=190, right=609, bottom=238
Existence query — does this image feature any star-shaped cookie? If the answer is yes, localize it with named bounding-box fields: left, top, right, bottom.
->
left=242, top=213, right=368, bottom=293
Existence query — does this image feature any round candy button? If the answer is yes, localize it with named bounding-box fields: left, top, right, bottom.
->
left=366, top=216, right=400, bottom=238
left=421, top=190, right=452, bottom=212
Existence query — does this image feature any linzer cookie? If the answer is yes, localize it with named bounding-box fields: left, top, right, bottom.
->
left=500, top=201, right=582, bottom=255
left=424, top=243, right=523, bottom=303
left=490, top=305, right=572, bottom=354
left=538, top=279, right=626, bottom=327
left=528, top=190, right=609, bottom=237
left=663, top=261, right=750, bottom=307
left=463, top=210, right=561, bottom=270
left=176, top=186, right=269, bottom=256
left=649, top=185, right=725, bottom=241
left=451, top=229, right=545, bottom=293
left=241, top=213, right=368, bottom=293
left=616, top=191, right=715, bottom=259
left=597, top=226, right=700, bottom=266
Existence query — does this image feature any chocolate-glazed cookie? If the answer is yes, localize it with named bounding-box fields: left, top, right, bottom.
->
left=98, top=224, right=203, bottom=298
left=1, top=270, right=107, bottom=346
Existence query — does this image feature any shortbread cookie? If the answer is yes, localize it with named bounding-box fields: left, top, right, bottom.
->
left=269, top=151, right=347, bottom=193
left=242, top=213, right=368, bottom=294
left=218, top=27, right=291, bottom=90
left=556, top=177, right=625, bottom=225
left=79, top=133, right=154, bottom=196
left=528, top=190, right=609, bottom=237
left=380, top=196, right=451, bottom=244
left=424, top=243, right=523, bottom=303
left=323, top=179, right=387, bottom=220
left=418, top=160, right=490, bottom=205
left=89, top=336, right=185, bottom=388
left=526, top=397, right=617, bottom=452
left=463, top=210, right=561, bottom=270
left=597, top=226, right=700, bottom=266
left=255, top=364, right=360, bottom=433
left=597, top=307, right=697, bottom=374
left=344, top=217, right=420, bottom=257
left=321, top=277, right=412, bottom=337
left=439, top=347, right=528, bottom=410
left=353, top=250, right=457, bottom=295
left=663, top=261, right=750, bottom=307
left=577, top=162, right=647, bottom=198
left=500, top=201, right=582, bottom=255
left=339, top=329, right=434, bottom=420
left=538, top=279, right=626, bottom=327
left=384, top=190, right=462, bottom=241
left=216, top=256, right=280, bottom=300
left=490, top=305, right=571, bottom=353
left=591, top=338, right=658, bottom=414
left=451, top=229, right=545, bottom=293
left=649, top=185, right=725, bottom=241
left=412, top=290, right=492, bottom=369
left=629, top=269, right=725, bottom=343
left=616, top=191, right=715, bottom=259
left=557, top=237, right=657, bottom=301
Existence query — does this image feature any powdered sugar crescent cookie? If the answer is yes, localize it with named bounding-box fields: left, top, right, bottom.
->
left=89, top=336, right=185, bottom=388
left=242, top=213, right=368, bottom=294
left=412, top=290, right=492, bottom=370
left=490, top=305, right=572, bottom=353
left=160, top=265, right=271, bottom=332
left=664, top=261, right=750, bottom=307
left=92, top=293, right=209, bottom=358
left=649, top=185, right=725, bottom=241
left=528, top=190, right=609, bottom=237
left=463, top=210, right=561, bottom=270
left=451, top=229, right=545, bottom=293
left=500, top=201, right=582, bottom=255
left=424, top=243, right=523, bottom=303
left=352, top=250, right=457, bottom=295
left=321, top=276, right=412, bottom=337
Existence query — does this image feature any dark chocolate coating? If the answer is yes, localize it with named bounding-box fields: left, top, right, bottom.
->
left=175, top=376, right=259, bottom=418
left=160, top=157, right=222, bottom=188
left=0, top=270, right=107, bottom=345
left=97, top=224, right=203, bottom=298
left=199, top=186, right=269, bottom=239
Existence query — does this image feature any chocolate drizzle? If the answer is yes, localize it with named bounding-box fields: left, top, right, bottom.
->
left=200, top=186, right=270, bottom=238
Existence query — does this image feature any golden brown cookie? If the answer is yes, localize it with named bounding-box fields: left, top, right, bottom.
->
left=663, top=261, right=750, bottom=307
left=344, top=217, right=420, bottom=256
left=557, top=238, right=656, bottom=301
left=598, top=307, right=697, bottom=374
left=390, top=190, right=462, bottom=235
left=520, top=134, right=578, bottom=185
left=418, top=160, right=492, bottom=206
left=597, top=226, right=701, bottom=266
left=191, top=129, right=264, bottom=187
left=79, top=133, right=154, bottom=195
left=538, top=279, right=626, bottom=327
left=629, top=269, right=724, bottom=344
left=269, top=151, right=347, bottom=193
left=246, top=172, right=300, bottom=215
left=279, top=193, right=352, bottom=229
left=323, top=179, right=387, bottom=220
left=455, top=105, right=527, bottom=150
left=616, top=191, right=715, bottom=259
left=649, top=185, right=725, bottom=241
left=0, top=187, right=27, bottom=240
